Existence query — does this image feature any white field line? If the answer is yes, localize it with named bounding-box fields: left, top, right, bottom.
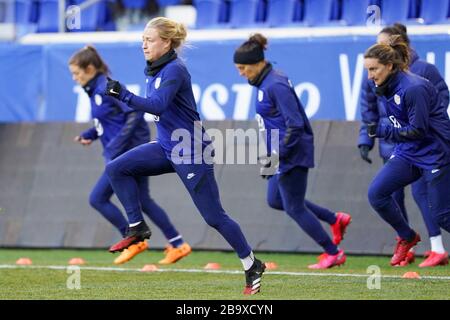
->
left=1, top=264, right=449, bottom=280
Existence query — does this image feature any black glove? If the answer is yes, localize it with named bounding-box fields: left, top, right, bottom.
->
left=367, top=122, right=378, bottom=138
left=359, top=145, right=372, bottom=164
left=260, top=161, right=273, bottom=180
left=106, top=77, right=122, bottom=99
left=259, top=154, right=279, bottom=179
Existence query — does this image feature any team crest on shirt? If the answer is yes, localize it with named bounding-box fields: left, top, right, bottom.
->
left=394, top=94, right=401, bottom=105
left=155, top=77, right=161, bottom=89
left=258, top=90, right=264, bottom=102
left=94, top=94, right=102, bottom=106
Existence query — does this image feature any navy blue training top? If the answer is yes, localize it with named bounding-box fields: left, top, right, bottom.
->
left=251, top=64, right=314, bottom=173
left=359, top=50, right=449, bottom=159
left=119, top=58, right=211, bottom=164
left=376, top=71, right=450, bottom=169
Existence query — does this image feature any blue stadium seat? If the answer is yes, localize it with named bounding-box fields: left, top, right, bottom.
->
left=218, top=0, right=230, bottom=23
left=193, top=0, right=224, bottom=28
left=380, top=0, right=410, bottom=25
left=15, top=0, right=33, bottom=24
left=69, top=0, right=109, bottom=32
left=122, top=0, right=147, bottom=9
left=419, top=0, right=450, bottom=24
left=266, top=0, right=298, bottom=27
left=229, top=0, right=266, bottom=28
left=408, top=0, right=421, bottom=18
left=339, top=0, right=372, bottom=26
left=36, top=0, right=59, bottom=33
left=157, top=0, right=182, bottom=6
left=302, top=0, right=334, bottom=26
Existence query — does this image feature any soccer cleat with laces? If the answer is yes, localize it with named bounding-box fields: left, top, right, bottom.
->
left=114, top=241, right=148, bottom=265
left=158, top=243, right=192, bottom=264
left=419, top=251, right=449, bottom=267
left=243, top=258, right=265, bottom=295
left=109, top=221, right=152, bottom=253
left=330, top=212, right=352, bottom=245
left=308, top=249, right=346, bottom=269
left=390, top=233, right=421, bottom=266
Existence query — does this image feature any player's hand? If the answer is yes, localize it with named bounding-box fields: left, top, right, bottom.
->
left=359, top=145, right=372, bottom=164
left=106, top=77, right=123, bottom=99
left=259, top=153, right=279, bottom=179
left=74, top=136, right=92, bottom=146
left=367, top=122, right=378, bottom=138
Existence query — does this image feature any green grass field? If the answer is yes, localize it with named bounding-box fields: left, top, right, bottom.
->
left=0, top=248, right=449, bottom=300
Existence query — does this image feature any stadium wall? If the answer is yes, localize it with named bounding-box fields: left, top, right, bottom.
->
left=1, top=32, right=449, bottom=122
left=0, top=121, right=448, bottom=255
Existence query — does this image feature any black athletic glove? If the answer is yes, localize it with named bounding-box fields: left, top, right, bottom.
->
left=259, top=154, right=279, bottom=179
left=359, top=145, right=372, bottom=164
left=106, top=77, right=123, bottom=99
left=367, top=122, right=378, bottom=138
left=260, top=161, right=273, bottom=180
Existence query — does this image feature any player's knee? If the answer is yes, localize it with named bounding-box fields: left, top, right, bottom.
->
left=202, top=213, right=224, bottom=229
left=89, top=193, right=103, bottom=209
left=267, top=195, right=283, bottom=210
left=105, top=159, right=121, bottom=178
left=367, top=183, right=384, bottom=210
left=436, top=212, right=450, bottom=232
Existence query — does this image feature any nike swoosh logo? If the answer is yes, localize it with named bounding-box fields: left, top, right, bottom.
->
left=109, top=88, right=119, bottom=95
left=431, top=169, right=440, bottom=174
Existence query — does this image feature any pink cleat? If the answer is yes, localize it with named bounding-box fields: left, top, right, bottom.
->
left=331, top=212, right=352, bottom=245
left=419, top=251, right=449, bottom=267
left=308, top=250, right=346, bottom=269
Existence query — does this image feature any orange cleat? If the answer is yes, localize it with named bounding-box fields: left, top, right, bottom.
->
left=114, top=241, right=148, bottom=265
left=308, top=250, right=346, bottom=269
left=419, top=251, right=449, bottom=267
left=158, top=243, right=192, bottom=264
left=391, top=233, right=421, bottom=266
left=330, top=212, right=352, bottom=245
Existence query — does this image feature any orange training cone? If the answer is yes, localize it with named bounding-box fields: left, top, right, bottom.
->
left=204, top=262, right=221, bottom=270
left=402, top=271, right=421, bottom=279
left=16, top=258, right=32, bottom=265
left=141, top=264, right=159, bottom=272
left=264, top=262, right=278, bottom=270
left=68, top=258, right=86, bottom=265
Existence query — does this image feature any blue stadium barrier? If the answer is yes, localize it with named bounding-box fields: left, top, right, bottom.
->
left=1, top=35, right=449, bottom=122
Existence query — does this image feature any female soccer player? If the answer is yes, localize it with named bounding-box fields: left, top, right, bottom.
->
left=69, top=45, right=191, bottom=265
left=233, top=33, right=349, bottom=269
left=364, top=36, right=450, bottom=266
left=104, top=17, right=265, bottom=295
left=358, top=23, right=449, bottom=267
